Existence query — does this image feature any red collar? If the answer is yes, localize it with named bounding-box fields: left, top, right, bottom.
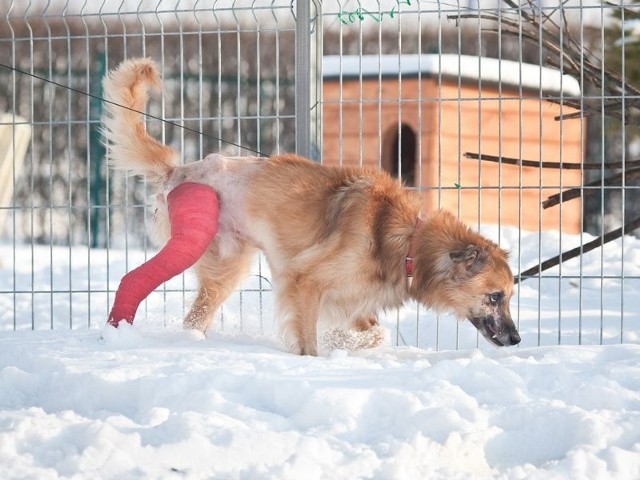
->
left=405, top=217, right=423, bottom=283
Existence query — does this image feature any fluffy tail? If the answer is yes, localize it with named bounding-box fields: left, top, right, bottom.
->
left=102, top=58, right=177, bottom=182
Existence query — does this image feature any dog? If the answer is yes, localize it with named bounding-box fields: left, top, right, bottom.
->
left=102, top=58, right=521, bottom=355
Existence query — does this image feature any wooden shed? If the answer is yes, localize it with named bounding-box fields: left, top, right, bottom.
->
left=322, top=54, right=584, bottom=233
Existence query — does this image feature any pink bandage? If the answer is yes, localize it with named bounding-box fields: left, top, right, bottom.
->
left=108, top=182, right=219, bottom=327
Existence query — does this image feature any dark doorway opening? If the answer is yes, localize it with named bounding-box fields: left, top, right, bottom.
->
left=385, top=123, right=416, bottom=187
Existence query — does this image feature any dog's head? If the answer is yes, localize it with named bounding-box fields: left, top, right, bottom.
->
left=448, top=245, right=520, bottom=347
left=411, top=222, right=521, bottom=347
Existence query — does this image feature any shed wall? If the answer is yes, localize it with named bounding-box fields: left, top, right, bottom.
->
left=323, top=77, right=584, bottom=233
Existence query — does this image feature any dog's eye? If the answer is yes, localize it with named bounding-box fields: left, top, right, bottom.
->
left=488, top=292, right=504, bottom=305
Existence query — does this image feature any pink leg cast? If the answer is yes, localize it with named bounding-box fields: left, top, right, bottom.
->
left=108, top=182, right=219, bottom=326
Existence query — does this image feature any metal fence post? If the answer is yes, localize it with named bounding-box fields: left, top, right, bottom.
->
left=295, top=0, right=321, bottom=160
left=89, top=51, right=106, bottom=248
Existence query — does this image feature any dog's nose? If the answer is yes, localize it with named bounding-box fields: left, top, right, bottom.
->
left=509, top=330, right=521, bottom=345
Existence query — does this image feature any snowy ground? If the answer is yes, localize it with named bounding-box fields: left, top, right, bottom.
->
left=0, top=226, right=639, bottom=479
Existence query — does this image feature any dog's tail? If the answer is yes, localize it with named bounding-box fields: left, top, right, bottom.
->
left=102, top=58, right=178, bottom=182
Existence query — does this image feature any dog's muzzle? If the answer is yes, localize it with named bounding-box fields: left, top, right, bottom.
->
left=469, top=315, right=521, bottom=347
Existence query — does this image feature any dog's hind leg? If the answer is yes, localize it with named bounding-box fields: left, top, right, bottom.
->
left=108, top=182, right=219, bottom=327
left=183, top=242, right=256, bottom=333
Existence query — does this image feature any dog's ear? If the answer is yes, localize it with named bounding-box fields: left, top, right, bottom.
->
left=449, top=245, right=487, bottom=275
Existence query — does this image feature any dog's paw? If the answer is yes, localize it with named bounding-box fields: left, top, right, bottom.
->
left=320, top=325, right=389, bottom=353
left=352, top=315, right=379, bottom=332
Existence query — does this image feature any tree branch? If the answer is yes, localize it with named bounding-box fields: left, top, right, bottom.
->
left=464, top=152, right=640, bottom=170
left=542, top=167, right=640, bottom=209
left=515, top=215, right=640, bottom=283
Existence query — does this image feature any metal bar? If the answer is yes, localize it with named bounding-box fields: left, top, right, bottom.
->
left=295, top=0, right=311, bottom=158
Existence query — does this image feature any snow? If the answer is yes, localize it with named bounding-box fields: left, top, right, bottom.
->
left=323, top=54, right=582, bottom=98
left=1, top=226, right=640, bottom=479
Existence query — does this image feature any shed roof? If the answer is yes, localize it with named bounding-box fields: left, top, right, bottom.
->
left=323, top=54, right=581, bottom=97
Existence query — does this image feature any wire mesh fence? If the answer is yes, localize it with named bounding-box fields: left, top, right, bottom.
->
left=0, top=0, right=638, bottom=350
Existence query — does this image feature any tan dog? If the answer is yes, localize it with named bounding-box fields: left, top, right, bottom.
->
left=103, top=58, right=521, bottom=355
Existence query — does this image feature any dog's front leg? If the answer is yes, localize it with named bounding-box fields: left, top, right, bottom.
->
left=297, top=320, right=318, bottom=356
left=277, top=274, right=321, bottom=356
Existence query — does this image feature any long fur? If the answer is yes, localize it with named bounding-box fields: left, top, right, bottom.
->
left=103, top=58, right=520, bottom=355
left=102, top=58, right=178, bottom=182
